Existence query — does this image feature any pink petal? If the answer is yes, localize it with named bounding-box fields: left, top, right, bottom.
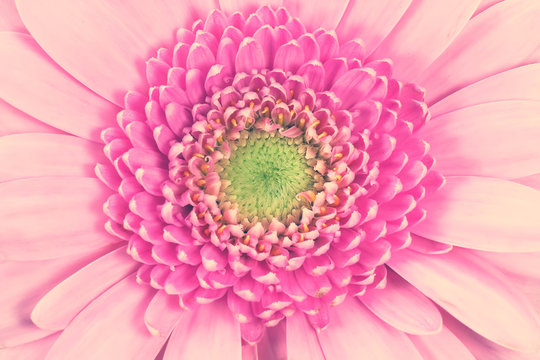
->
left=412, top=176, right=540, bottom=252
left=0, top=177, right=119, bottom=260
left=369, top=0, right=479, bottom=81
left=0, top=0, right=26, bottom=32
left=336, top=0, right=412, bottom=54
left=0, top=247, right=111, bottom=347
left=473, top=0, right=504, bottom=17
left=0, top=134, right=105, bottom=182
left=418, top=0, right=540, bottom=104
left=469, top=250, right=540, bottom=281
left=31, top=246, right=137, bottom=331
left=144, top=290, right=183, bottom=337
left=219, top=0, right=283, bottom=16
left=0, top=33, right=119, bottom=141
left=317, top=298, right=422, bottom=360
left=235, top=37, right=265, bottom=73
left=283, top=0, right=349, bottom=31
left=444, top=311, right=540, bottom=360
left=421, top=101, right=540, bottom=179
left=257, top=320, right=287, bottom=360
left=430, top=63, right=540, bottom=117
left=408, top=234, right=453, bottom=255
left=0, top=99, right=60, bottom=137
left=514, top=173, right=540, bottom=191
left=0, top=334, right=59, bottom=360
left=408, top=326, right=476, bottom=360
left=360, top=269, right=442, bottom=335
left=15, top=0, right=189, bottom=105
left=388, top=248, right=540, bottom=352
left=286, top=312, right=325, bottom=360
left=45, top=275, right=167, bottom=359
left=164, top=299, right=242, bottom=360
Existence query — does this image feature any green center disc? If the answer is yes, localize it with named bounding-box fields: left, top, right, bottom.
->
left=220, top=132, right=314, bottom=221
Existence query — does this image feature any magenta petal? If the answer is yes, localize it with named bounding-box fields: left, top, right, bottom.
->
left=273, top=40, right=304, bottom=73
left=235, top=37, right=266, bottom=73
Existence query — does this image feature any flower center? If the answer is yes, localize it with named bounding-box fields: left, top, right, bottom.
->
left=219, top=130, right=315, bottom=222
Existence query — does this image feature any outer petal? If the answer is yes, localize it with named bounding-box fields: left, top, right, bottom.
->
left=286, top=312, right=325, bottom=360
left=283, top=0, right=349, bottom=31
left=412, top=176, right=540, bottom=252
left=0, top=33, right=118, bottom=141
left=388, top=248, right=540, bottom=352
left=0, top=247, right=112, bottom=347
left=420, top=101, right=540, bottom=179
left=336, top=0, right=412, bottom=54
left=164, top=299, right=242, bottom=360
left=219, top=0, right=283, bottom=15
left=360, top=269, right=442, bottom=334
left=369, top=0, right=480, bottom=81
left=317, top=298, right=423, bottom=360
left=469, top=250, right=540, bottom=281
left=15, top=0, right=190, bottom=105
left=515, top=173, right=540, bottom=191
left=0, top=177, right=119, bottom=260
left=0, top=134, right=105, bottom=182
left=473, top=0, right=504, bottom=17
left=0, top=334, right=59, bottom=360
left=408, top=326, right=476, bottom=360
left=444, top=311, right=540, bottom=360
left=0, top=99, right=59, bottom=137
left=45, top=275, right=165, bottom=360
left=31, top=246, right=138, bottom=331
left=144, top=290, right=183, bottom=337
left=429, top=63, right=540, bottom=117
left=0, top=0, right=26, bottom=32
left=257, top=320, right=287, bottom=360
left=418, top=0, right=540, bottom=104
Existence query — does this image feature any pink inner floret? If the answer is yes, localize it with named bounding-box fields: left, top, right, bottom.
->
left=96, top=5, right=444, bottom=343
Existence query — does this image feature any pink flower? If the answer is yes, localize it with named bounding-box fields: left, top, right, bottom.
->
left=1, top=0, right=540, bottom=358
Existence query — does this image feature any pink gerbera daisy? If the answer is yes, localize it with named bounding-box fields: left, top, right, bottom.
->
left=1, top=0, right=540, bottom=359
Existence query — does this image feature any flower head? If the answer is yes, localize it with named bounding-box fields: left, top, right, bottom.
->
left=1, top=0, right=540, bottom=359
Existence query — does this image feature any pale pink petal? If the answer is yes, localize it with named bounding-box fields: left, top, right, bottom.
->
left=408, top=326, right=476, bottom=360
left=418, top=0, right=540, bottom=104
left=412, top=176, right=540, bottom=252
left=219, top=0, right=283, bottom=15
left=0, top=134, right=105, bottom=182
left=0, top=99, right=60, bottom=137
left=444, top=311, right=540, bottom=360
left=336, top=0, right=412, bottom=54
left=317, top=298, right=423, bottom=359
left=15, top=0, right=192, bottom=105
left=0, top=33, right=118, bottom=141
left=0, top=0, right=26, bottom=32
left=469, top=250, right=540, bottom=281
left=257, top=320, right=287, bottom=360
left=144, top=290, right=183, bottom=337
left=514, top=173, right=540, bottom=191
left=45, top=275, right=166, bottom=360
left=0, top=334, right=59, bottom=360
left=164, top=299, right=242, bottom=360
left=420, top=101, right=540, bottom=179
left=369, top=0, right=479, bottom=81
left=31, top=246, right=138, bottom=331
left=0, top=177, right=119, bottom=260
left=286, top=312, right=325, bottom=360
left=388, top=248, right=540, bottom=352
left=473, top=0, right=504, bottom=17
left=283, top=0, right=349, bottom=31
left=408, top=234, right=452, bottom=255
left=360, top=269, right=442, bottom=335
left=0, top=248, right=112, bottom=347
left=430, top=63, right=540, bottom=117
